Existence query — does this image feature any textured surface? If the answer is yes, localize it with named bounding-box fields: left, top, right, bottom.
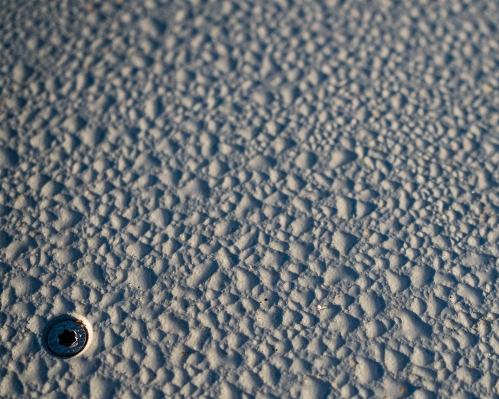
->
left=1, top=0, right=499, bottom=398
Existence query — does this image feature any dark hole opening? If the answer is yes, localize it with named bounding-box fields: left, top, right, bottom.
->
left=58, top=329, right=77, bottom=347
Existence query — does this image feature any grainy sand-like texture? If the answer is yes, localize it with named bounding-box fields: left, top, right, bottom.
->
left=1, top=0, right=499, bottom=398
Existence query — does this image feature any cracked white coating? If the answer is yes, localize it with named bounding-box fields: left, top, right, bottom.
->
left=1, top=0, right=499, bottom=398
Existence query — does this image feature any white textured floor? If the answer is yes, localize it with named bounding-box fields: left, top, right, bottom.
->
left=1, top=0, right=499, bottom=398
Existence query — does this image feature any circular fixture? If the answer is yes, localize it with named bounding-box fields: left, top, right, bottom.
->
left=45, top=315, right=91, bottom=358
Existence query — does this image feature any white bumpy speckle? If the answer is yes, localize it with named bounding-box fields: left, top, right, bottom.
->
left=12, top=62, right=32, bottom=83
left=2, top=0, right=499, bottom=397
left=0, top=147, right=18, bottom=169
